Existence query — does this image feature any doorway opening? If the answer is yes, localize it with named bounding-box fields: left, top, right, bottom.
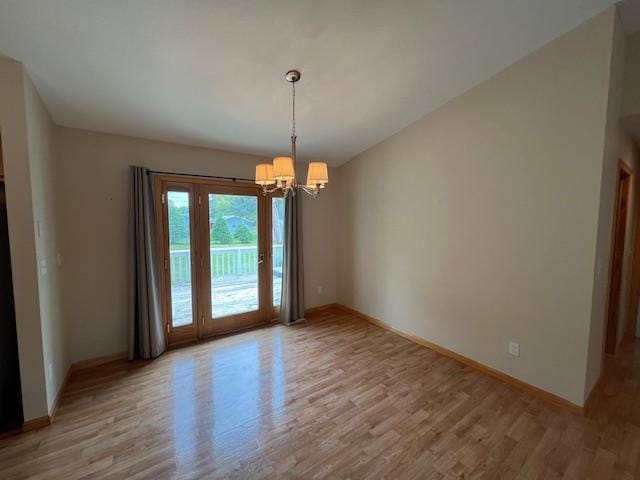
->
left=0, top=133, right=24, bottom=433
left=155, top=175, right=284, bottom=347
left=604, top=161, right=633, bottom=356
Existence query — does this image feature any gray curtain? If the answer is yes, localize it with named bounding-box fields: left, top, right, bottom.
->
left=280, top=191, right=305, bottom=324
left=129, top=166, right=165, bottom=360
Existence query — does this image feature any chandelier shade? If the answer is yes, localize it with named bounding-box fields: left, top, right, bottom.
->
left=255, top=163, right=275, bottom=186
left=306, top=162, right=329, bottom=188
left=273, top=156, right=295, bottom=181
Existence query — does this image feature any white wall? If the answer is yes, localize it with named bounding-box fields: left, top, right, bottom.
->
left=0, top=58, right=48, bottom=420
left=336, top=8, right=619, bottom=406
left=54, top=127, right=337, bottom=363
left=23, top=74, right=69, bottom=412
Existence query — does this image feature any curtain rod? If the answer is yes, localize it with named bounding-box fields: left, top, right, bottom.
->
left=147, top=169, right=253, bottom=182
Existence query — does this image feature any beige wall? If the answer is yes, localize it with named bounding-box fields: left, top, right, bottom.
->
left=622, top=30, right=640, bottom=118
left=336, top=8, right=618, bottom=406
left=303, top=180, right=337, bottom=308
left=23, top=74, right=69, bottom=412
left=0, top=58, right=48, bottom=420
left=585, top=10, right=640, bottom=398
left=54, top=127, right=337, bottom=363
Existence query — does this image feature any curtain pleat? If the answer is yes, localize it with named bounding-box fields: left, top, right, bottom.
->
left=129, top=166, right=165, bottom=360
left=280, top=191, right=305, bottom=324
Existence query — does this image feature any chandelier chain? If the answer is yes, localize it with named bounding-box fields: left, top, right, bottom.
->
left=292, top=81, right=296, bottom=139
left=290, top=78, right=297, bottom=169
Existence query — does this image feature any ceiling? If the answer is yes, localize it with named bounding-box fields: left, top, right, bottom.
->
left=0, top=0, right=618, bottom=165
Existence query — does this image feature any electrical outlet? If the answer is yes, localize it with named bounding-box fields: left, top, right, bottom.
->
left=57, top=253, right=63, bottom=267
left=317, top=286, right=323, bottom=295
left=509, top=341, right=520, bottom=357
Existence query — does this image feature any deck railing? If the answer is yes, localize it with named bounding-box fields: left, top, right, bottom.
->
left=169, top=245, right=283, bottom=283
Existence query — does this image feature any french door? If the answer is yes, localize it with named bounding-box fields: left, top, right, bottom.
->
left=155, top=176, right=284, bottom=346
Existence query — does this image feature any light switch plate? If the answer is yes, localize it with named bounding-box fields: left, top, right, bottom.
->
left=509, top=341, right=520, bottom=357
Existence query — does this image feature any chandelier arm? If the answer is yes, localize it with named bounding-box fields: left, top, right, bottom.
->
left=297, top=185, right=319, bottom=198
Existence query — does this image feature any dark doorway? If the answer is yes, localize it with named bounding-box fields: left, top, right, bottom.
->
left=0, top=142, right=23, bottom=433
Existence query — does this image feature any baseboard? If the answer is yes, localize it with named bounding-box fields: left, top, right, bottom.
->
left=305, top=303, right=338, bottom=317
left=20, top=365, right=71, bottom=434
left=21, top=352, right=129, bottom=434
left=72, top=312, right=332, bottom=371
left=18, top=310, right=333, bottom=435
left=70, top=351, right=128, bottom=372
left=19, top=304, right=584, bottom=437
left=22, top=415, right=51, bottom=432
left=335, top=304, right=585, bottom=416
left=31, top=313, right=373, bottom=434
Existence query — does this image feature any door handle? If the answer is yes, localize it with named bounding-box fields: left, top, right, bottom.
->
left=258, top=252, right=265, bottom=264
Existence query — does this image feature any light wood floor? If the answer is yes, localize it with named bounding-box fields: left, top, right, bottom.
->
left=1, top=310, right=640, bottom=479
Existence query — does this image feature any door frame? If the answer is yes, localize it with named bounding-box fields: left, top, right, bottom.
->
left=602, top=160, right=633, bottom=360
left=627, top=163, right=640, bottom=341
left=156, top=179, right=200, bottom=346
left=154, top=174, right=280, bottom=348
left=267, top=192, right=284, bottom=321
left=197, top=182, right=268, bottom=337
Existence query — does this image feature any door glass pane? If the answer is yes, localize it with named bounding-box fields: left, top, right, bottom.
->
left=168, top=190, right=193, bottom=327
left=209, top=194, right=259, bottom=318
left=272, top=197, right=285, bottom=307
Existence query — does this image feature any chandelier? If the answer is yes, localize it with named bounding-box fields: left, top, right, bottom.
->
left=255, top=69, right=329, bottom=197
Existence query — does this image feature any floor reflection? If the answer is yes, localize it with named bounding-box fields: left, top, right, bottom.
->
left=271, top=334, right=285, bottom=420
left=172, top=358, right=196, bottom=462
left=211, top=340, right=261, bottom=458
left=169, top=330, right=289, bottom=464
